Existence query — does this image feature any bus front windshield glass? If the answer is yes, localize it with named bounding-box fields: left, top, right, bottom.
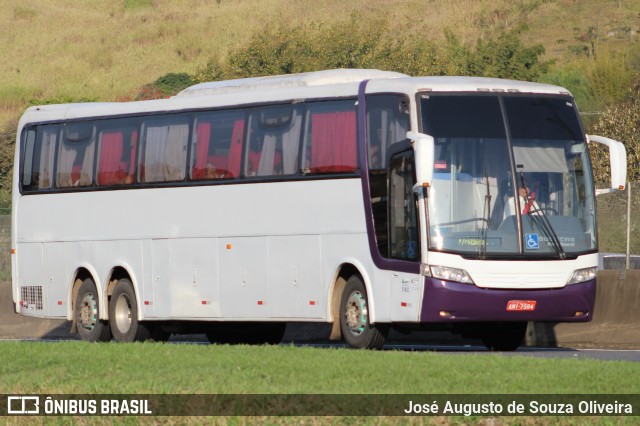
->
left=420, top=94, right=596, bottom=259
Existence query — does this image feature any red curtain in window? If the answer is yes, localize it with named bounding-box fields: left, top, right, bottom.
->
left=193, top=123, right=211, bottom=179
left=310, top=111, right=357, bottom=173
left=127, top=130, right=138, bottom=177
left=98, top=131, right=124, bottom=185
left=227, top=119, right=244, bottom=177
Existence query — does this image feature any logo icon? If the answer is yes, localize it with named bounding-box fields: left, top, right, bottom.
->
left=7, top=396, right=40, bottom=414
left=525, top=233, right=539, bottom=250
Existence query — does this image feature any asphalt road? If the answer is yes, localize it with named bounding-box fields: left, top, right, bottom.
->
left=10, top=337, right=637, bottom=362
left=295, top=342, right=640, bottom=362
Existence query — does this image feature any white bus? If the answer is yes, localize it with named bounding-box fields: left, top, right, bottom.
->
left=12, top=69, right=626, bottom=350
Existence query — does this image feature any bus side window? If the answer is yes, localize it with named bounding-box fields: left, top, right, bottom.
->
left=245, top=105, right=301, bottom=177
left=389, top=149, right=419, bottom=261
left=22, top=128, right=54, bottom=192
left=304, top=100, right=357, bottom=174
left=140, top=118, right=189, bottom=183
left=56, top=123, right=96, bottom=188
left=97, top=124, right=138, bottom=186
left=191, top=111, right=245, bottom=180
left=366, top=95, right=410, bottom=171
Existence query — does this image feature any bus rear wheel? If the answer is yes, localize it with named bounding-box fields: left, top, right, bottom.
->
left=76, top=278, right=112, bottom=342
left=340, top=275, right=387, bottom=349
left=480, top=322, right=527, bottom=351
left=108, top=278, right=152, bottom=342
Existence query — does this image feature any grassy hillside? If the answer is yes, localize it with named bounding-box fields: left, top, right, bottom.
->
left=1, top=0, right=638, bottom=127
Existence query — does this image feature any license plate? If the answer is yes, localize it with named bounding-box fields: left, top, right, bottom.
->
left=506, top=300, right=537, bottom=311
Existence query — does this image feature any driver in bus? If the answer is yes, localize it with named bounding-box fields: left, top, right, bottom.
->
left=503, top=185, right=541, bottom=218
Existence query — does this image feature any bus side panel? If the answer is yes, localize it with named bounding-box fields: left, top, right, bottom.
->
left=42, top=242, right=69, bottom=318
left=141, top=239, right=154, bottom=318
left=218, top=237, right=269, bottom=319
left=149, top=239, right=170, bottom=318
left=167, top=238, right=221, bottom=318
left=389, top=272, right=423, bottom=322
left=15, top=242, right=45, bottom=317
left=268, top=235, right=323, bottom=319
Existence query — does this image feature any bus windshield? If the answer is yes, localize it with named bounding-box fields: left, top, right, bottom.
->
left=421, top=94, right=596, bottom=259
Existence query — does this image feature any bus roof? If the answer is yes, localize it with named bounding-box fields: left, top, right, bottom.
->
left=19, top=69, right=572, bottom=125
left=176, top=69, right=408, bottom=97
left=179, top=71, right=571, bottom=98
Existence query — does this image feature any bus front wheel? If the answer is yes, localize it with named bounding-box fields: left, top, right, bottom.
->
left=76, top=278, right=112, bottom=342
left=108, top=279, right=152, bottom=342
left=339, top=275, right=387, bottom=349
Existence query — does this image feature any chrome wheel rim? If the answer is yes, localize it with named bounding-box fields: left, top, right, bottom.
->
left=79, top=292, right=98, bottom=332
left=344, top=290, right=367, bottom=336
left=114, top=293, right=132, bottom=334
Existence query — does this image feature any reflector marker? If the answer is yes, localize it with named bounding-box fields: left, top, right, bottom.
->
left=400, top=302, right=407, bottom=307
left=144, top=301, right=152, bottom=305
left=226, top=244, right=232, bottom=250
left=257, top=300, right=264, bottom=305
left=309, top=301, right=316, bottom=306
left=57, top=301, right=63, bottom=305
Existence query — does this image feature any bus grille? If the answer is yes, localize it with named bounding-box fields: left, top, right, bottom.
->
left=20, top=286, right=43, bottom=310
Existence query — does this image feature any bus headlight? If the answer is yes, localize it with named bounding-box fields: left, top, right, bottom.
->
left=429, top=265, right=474, bottom=285
left=566, top=267, right=597, bottom=285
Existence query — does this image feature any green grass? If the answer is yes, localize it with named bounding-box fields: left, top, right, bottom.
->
left=0, top=341, right=638, bottom=394
left=0, top=342, right=637, bottom=424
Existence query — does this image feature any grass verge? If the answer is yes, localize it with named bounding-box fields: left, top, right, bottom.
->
left=0, top=342, right=638, bottom=424
left=0, top=341, right=638, bottom=394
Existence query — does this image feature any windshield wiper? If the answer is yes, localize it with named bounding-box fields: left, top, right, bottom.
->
left=478, top=170, right=491, bottom=259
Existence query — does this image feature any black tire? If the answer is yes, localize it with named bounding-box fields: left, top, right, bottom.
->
left=108, top=278, right=152, bottom=342
left=206, top=322, right=286, bottom=345
left=339, top=275, right=387, bottom=349
left=76, top=278, right=111, bottom=342
left=480, top=322, right=527, bottom=351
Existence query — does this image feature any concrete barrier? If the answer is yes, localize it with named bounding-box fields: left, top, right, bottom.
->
left=527, top=270, right=640, bottom=349
left=2, top=271, right=639, bottom=348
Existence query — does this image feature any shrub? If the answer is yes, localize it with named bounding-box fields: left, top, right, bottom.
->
left=129, top=73, right=196, bottom=101
left=589, top=78, right=640, bottom=183
left=154, top=73, right=196, bottom=96
left=0, top=119, right=17, bottom=193
left=467, top=25, right=549, bottom=81
left=196, top=19, right=549, bottom=83
left=29, top=95, right=96, bottom=106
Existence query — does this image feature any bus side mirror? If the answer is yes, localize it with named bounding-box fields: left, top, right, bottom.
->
left=587, top=135, right=627, bottom=195
left=407, top=131, right=435, bottom=188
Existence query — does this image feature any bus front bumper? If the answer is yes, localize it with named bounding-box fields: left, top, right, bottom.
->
left=420, top=277, right=596, bottom=323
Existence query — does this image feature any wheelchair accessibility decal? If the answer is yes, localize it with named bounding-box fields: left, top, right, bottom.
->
left=525, top=233, right=539, bottom=250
